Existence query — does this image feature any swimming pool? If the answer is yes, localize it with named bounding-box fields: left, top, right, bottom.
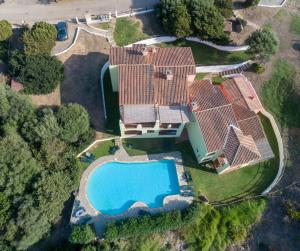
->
left=86, top=160, right=180, bottom=215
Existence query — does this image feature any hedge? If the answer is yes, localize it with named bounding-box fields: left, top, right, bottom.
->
left=104, top=203, right=200, bottom=240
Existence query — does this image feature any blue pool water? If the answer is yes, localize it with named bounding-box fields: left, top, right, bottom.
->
left=86, top=160, right=180, bottom=215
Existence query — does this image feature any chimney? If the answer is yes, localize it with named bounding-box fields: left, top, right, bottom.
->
left=166, top=69, right=173, bottom=81
left=191, top=101, right=198, bottom=110
left=142, top=47, right=149, bottom=56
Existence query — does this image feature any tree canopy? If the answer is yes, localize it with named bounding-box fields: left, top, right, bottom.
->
left=156, top=0, right=228, bottom=43
left=23, top=21, right=57, bottom=55
left=0, top=87, right=94, bottom=250
left=0, top=20, right=12, bottom=41
left=247, top=27, right=279, bottom=59
left=8, top=52, right=64, bottom=94
left=69, top=225, right=96, bottom=244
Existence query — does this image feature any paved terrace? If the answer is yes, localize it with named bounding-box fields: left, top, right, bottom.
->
left=71, top=145, right=193, bottom=236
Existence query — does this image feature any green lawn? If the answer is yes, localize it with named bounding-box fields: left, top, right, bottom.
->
left=79, top=139, right=115, bottom=169
left=158, top=39, right=252, bottom=66
left=290, top=15, right=300, bottom=35
left=114, top=18, right=149, bottom=46
left=122, top=114, right=279, bottom=202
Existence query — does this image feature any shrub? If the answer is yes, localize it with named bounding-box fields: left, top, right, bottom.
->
left=250, top=62, right=265, bottom=73
left=23, top=21, right=57, bottom=55
left=214, top=0, right=233, bottom=18
left=81, top=245, right=97, bottom=251
left=244, top=0, right=260, bottom=7
left=247, top=27, right=279, bottom=60
left=287, top=201, right=300, bottom=223
left=0, top=20, right=12, bottom=41
left=104, top=203, right=200, bottom=240
left=69, top=224, right=96, bottom=244
left=56, top=104, right=90, bottom=144
left=8, top=53, right=64, bottom=94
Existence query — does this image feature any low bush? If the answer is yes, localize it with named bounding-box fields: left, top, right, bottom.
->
left=104, top=203, right=201, bottom=240
left=244, top=0, right=260, bottom=7
left=287, top=201, right=300, bottom=223
left=0, top=20, right=12, bottom=41
left=69, top=224, right=96, bottom=244
left=250, top=63, right=265, bottom=73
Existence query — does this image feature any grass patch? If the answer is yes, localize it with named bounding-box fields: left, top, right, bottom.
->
left=212, top=76, right=228, bottom=85
left=114, top=18, right=149, bottom=46
left=122, top=114, right=279, bottom=202
left=195, top=73, right=208, bottom=80
left=103, top=70, right=120, bottom=135
left=262, top=59, right=300, bottom=128
left=93, top=22, right=110, bottom=30
left=79, top=139, right=115, bottom=169
left=158, top=39, right=252, bottom=66
left=290, top=15, right=300, bottom=35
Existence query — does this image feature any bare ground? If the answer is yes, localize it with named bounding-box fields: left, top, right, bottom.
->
left=58, top=30, right=110, bottom=138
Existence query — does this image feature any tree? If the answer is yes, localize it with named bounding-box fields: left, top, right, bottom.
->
left=0, top=20, right=12, bottom=41
left=214, top=0, right=233, bottom=18
left=69, top=225, right=96, bottom=244
left=0, top=193, right=10, bottom=228
left=247, top=27, right=279, bottom=60
left=8, top=53, right=64, bottom=94
left=23, top=21, right=57, bottom=55
left=173, top=4, right=192, bottom=38
left=187, top=1, right=227, bottom=41
left=56, top=104, right=90, bottom=144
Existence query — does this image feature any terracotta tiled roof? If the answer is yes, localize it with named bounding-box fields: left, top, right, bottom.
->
left=119, top=64, right=154, bottom=105
left=224, top=126, right=260, bottom=166
left=221, top=76, right=263, bottom=117
left=154, top=66, right=194, bottom=105
left=189, top=80, right=229, bottom=111
left=110, top=45, right=195, bottom=66
left=237, top=116, right=266, bottom=141
left=195, top=105, right=238, bottom=152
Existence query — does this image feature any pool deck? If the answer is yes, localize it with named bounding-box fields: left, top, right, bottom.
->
left=71, top=146, right=193, bottom=236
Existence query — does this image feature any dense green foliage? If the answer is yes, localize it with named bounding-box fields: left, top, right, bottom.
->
left=156, top=0, right=229, bottom=43
left=0, top=41, right=8, bottom=63
left=173, top=3, right=192, bottom=38
left=262, top=60, right=300, bottom=128
left=247, top=27, right=279, bottom=59
left=8, top=52, right=64, bottom=94
left=113, top=18, right=149, bottom=46
left=69, top=225, right=96, bottom=244
left=184, top=199, right=266, bottom=251
left=23, top=21, right=57, bottom=55
left=0, top=20, right=12, bottom=41
left=105, top=203, right=200, bottom=240
left=287, top=201, right=300, bottom=223
left=244, top=0, right=260, bottom=7
left=290, top=15, right=300, bottom=35
left=250, top=62, right=265, bottom=73
left=0, top=87, right=93, bottom=250
left=214, top=0, right=233, bottom=18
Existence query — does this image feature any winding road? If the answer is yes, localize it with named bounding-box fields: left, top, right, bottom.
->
left=0, top=0, right=159, bottom=24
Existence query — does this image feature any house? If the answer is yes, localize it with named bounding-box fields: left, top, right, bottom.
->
left=187, top=76, right=274, bottom=173
left=109, top=44, right=196, bottom=138
left=108, top=45, right=274, bottom=173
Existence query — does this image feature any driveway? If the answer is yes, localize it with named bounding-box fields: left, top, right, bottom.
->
left=0, top=0, right=159, bottom=23
left=57, top=30, right=110, bottom=137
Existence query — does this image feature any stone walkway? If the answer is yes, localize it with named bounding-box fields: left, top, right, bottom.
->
left=71, top=146, right=193, bottom=236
